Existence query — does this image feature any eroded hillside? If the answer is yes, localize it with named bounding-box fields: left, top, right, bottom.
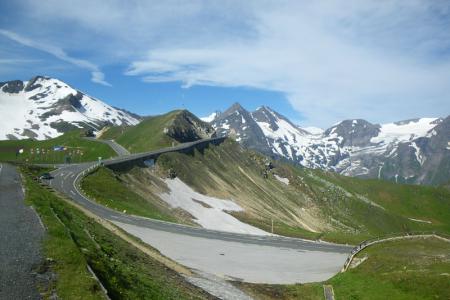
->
left=83, top=139, right=450, bottom=243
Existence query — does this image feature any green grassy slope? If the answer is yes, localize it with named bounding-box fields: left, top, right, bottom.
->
left=80, top=138, right=450, bottom=244
left=305, top=170, right=450, bottom=236
left=155, top=139, right=450, bottom=243
left=0, top=130, right=116, bottom=164
left=81, top=167, right=178, bottom=223
left=114, top=111, right=179, bottom=152
left=98, top=125, right=128, bottom=140
left=99, top=110, right=213, bottom=153
left=329, top=237, right=450, bottom=300
left=22, top=166, right=211, bottom=299
left=236, top=237, right=450, bottom=300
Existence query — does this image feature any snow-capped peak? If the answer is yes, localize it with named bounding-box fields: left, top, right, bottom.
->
left=0, top=76, right=140, bottom=140
left=211, top=102, right=447, bottom=185
left=370, top=118, right=439, bottom=145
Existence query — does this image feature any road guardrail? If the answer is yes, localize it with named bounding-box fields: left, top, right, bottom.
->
left=341, top=231, right=450, bottom=272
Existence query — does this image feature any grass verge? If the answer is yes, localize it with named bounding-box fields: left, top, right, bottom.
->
left=22, top=166, right=211, bottom=300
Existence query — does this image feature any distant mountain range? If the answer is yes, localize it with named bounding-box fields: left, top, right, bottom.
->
left=0, top=76, right=448, bottom=185
left=204, top=103, right=450, bottom=186
left=0, top=76, right=139, bottom=140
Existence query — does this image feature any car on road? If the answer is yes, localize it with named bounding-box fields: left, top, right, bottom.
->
left=39, top=173, right=53, bottom=180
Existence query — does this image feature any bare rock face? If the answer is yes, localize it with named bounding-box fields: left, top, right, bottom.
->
left=1, top=80, right=24, bottom=93
left=211, top=103, right=272, bottom=156
left=0, top=76, right=141, bottom=140
left=166, top=110, right=215, bottom=143
left=206, top=103, right=449, bottom=186
left=324, top=119, right=380, bottom=147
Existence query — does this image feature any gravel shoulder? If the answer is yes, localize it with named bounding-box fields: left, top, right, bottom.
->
left=0, top=163, right=46, bottom=299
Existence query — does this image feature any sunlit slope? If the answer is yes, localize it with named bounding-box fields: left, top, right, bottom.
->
left=100, top=110, right=214, bottom=153
left=81, top=137, right=450, bottom=244
left=155, top=139, right=450, bottom=243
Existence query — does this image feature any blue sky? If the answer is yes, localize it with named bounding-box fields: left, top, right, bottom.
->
left=1, top=1, right=450, bottom=127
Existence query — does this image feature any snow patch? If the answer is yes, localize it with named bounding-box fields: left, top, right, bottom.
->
left=220, top=121, right=230, bottom=130
left=371, top=118, right=438, bottom=145
left=303, top=126, right=324, bottom=135
left=200, top=112, right=217, bottom=123
left=274, top=174, right=289, bottom=185
left=159, top=178, right=269, bottom=235
left=378, top=165, right=383, bottom=179
left=408, top=218, right=432, bottom=224
left=410, top=142, right=425, bottom=165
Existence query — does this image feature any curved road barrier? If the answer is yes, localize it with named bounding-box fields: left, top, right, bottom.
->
left=341, top=232, right=450, bottom=272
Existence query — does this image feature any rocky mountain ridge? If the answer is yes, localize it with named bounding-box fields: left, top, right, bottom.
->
left=0, top=76, right=140, bottom=140
left=1, top=75, right=447, bottom=185
left=205, top=103, right=449, bottom=185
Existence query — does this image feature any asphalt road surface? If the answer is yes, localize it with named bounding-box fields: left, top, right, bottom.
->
left=47, top=139, right=352, bottom=284
left=0, top=163, right=46, bottom=299
left=84, top=137, right=130, bottom=156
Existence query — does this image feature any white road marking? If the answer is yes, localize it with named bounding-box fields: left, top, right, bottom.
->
left=70, top=190, right=76, bottom=195
left=0, top=163, right=2, bottom=175
left=30, top=206, right=46, bottom=231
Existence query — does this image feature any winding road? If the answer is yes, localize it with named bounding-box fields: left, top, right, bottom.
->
left=83, top=137, right=130, bottom=156
left=47, top=138, right=352, bottom=284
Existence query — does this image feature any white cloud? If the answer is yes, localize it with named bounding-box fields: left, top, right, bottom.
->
left=123, top=1, right=450, bottom=126
left=4, top=1, right=450, bottom=126
left=91, top=71, right=111, bottom=87
left=0, top=29, right=111, bottom=86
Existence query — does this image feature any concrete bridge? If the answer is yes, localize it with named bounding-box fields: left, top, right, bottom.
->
left=102, top=137, right=227, bottom=172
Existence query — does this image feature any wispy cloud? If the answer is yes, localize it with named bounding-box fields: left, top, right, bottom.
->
left=0, top=29, right=111, bottom=86
left=123, top=1, right=450, bottom=125
left=3, top=1, right=450, bottom=126
left=0, top=58, right=41, bottom=65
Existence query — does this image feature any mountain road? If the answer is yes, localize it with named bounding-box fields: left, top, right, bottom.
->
left=47, top=138, right=352, bottom=284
